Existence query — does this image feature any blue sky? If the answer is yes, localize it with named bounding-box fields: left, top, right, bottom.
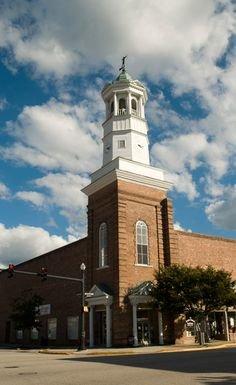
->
left=0, top=0, right=236, bottom=267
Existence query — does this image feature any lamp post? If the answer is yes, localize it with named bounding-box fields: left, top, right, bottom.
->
left=79, top=262, right=86, bottom=350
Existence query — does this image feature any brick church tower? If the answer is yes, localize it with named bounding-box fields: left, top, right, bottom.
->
left=82, top=61, right=177, bottom=347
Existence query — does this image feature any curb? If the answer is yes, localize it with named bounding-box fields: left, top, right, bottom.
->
left=37, top=342, right=236, bottom=356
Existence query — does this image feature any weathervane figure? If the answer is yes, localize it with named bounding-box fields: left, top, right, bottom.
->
left=119, top=56, right=127, bottom=72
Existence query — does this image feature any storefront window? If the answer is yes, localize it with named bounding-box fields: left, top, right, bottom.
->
left=16, top=329, right=23, bottom=339
left=67, top=316, right=79, bottom=340
left=31, top=327, right=39, bottom=340
left=48, top=318, right=57, bottom=340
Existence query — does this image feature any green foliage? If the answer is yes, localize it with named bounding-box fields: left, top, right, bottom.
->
left=154, top=265, right=236, bottom=321
left=10, top=291, right=43, bottom=331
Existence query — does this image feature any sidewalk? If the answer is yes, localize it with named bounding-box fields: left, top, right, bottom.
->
left=37, top=340, right=236, bottom=356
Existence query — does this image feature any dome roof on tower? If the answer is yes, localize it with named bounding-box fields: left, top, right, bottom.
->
left=115, top=70, right=133, bottom=82
left=102, top=69, right=146, bottom=95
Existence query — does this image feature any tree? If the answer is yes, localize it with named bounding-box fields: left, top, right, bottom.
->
left=154, top=265, right=236, bottom=322
left=10, top=291, right=43, bottom=331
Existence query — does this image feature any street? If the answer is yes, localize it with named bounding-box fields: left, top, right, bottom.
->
left=0, top=348, right=235, bottom=385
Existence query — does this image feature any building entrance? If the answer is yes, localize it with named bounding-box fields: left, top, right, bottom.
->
left=137, top=319, right=152, bottom=345
left=136, top=308, right=154, bottom=345
left=94, top=310, right=106, bottom=346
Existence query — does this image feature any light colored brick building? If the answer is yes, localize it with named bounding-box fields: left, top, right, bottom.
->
left=0, top=67, right=236, bottom=347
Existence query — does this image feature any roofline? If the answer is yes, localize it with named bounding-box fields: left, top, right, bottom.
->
left=176, top=230, right=236, bottom=243
left=7, top=236, right=88, bottom=269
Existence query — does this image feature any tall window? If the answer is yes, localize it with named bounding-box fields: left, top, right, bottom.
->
left=119, top=98, right=126, bottom=109
left=67, top=316, right=79, bottom=340
left=131, top=98, right=137, bottom=110
left=48, top=318, right=57, bottom=340
left=118, top=98, right=126, bottom=115
left=99, top=222, right=108, bottom=267
left=136, top=221, right=149, bottom=265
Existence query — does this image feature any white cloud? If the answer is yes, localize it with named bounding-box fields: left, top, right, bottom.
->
left=0, top=223, right=70, bottom=268
left=15, top=191, right=46, bottom=207
left=170, top=172, right=199, bottom=201
left=152, top=132, right=207, bottom=173
left=174, top=222, right=192, bottom=233
left=0, top=97, right=7, bottom=110
left=205, top=185, right=236, bottom=230
left=34, top=172, right=88, bottom=211
left=0, top=182, right=10, bottom=199
left=1, top=98, right=102, bottom=173
left=0, top=0, right=234, bottom=82
left=15, top=172, right=89, bottom=239
left=35, top=172, right=89, bottom=238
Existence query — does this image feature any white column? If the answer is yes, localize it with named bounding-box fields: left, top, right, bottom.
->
left=132, top=303, right=138, bottom=346
left=140, top=97, right=144, bottom=118
left=128, top=92, right=132, bottom=115
left=224, top=310, right=230, bottom=341
left=114, top=92, right=118, bottom=116
left=89, top=306, right=94, bottom=348
left=106, top=304, right=112, bottom=347
left=158, top=310, right=164, bottom=345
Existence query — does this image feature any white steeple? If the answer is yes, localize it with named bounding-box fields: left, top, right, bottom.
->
left=101, top=65, right=150, bottom=166
left=82, top=59, right=173, bottom=197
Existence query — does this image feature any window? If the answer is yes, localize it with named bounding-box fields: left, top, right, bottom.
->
left=119, top=98, right=126, bottom=109
left=31, top=327, right=39, bottom=340
left=118, top=140, right=126, bottom=149
left=136, top=221, right=149, bottom=265
left=48, top=318, right=57, bottom=340
left=118, top=98, right=126, bottom=115
left=131, top=99, right=137, bottom=110
left=99, top=222, right=108, bottom=267
left=67, top=316, right=79, bottom=340
left=16, top=330, right=23, bottom=339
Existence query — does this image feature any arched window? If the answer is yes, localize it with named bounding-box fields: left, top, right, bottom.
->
left=131, top=98, right=137, bottom=110
left=119, top=98, right=126, bottom=109
left=118, top=98, right=126, bottom=115
left=136, top=221, right=149, bottom=265
left=99, top=222, right=108, bottom=267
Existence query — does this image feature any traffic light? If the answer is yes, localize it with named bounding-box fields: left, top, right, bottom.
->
left=8, top=264, right=15, bottom=278
left=38, top=267, right=47, bottom=281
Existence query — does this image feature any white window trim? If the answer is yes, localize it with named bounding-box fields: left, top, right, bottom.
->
left=118, top=139, right=126, bottom=149
left=99, top=222, right=108, bottom=268
left=135, top=264, right=153, bottom=267
left=96, top=265, right=109, bottom=270
left=136, top=220, right=149, bottom=266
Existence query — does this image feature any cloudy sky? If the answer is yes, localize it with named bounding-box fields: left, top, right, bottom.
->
left=0, top=0, right=236, bottom=268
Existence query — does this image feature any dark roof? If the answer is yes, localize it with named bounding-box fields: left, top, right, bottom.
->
left=129, top=281, right=154, bottom=296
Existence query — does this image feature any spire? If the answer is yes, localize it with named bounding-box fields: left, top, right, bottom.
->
left=119, top=55, right=128, bottom=72
left=116, top=56, right=133, bottom=82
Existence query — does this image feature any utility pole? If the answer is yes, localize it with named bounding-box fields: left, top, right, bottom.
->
left=80, top=263, right=86, bottom=350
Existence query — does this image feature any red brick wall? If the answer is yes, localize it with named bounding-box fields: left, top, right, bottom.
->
left=175, top=231, right=236, bottom=278
left=0, top=238, right=87, bottom=345
left=117, top=180, right=167, bottom=302
left=87, top=181, right=119, bottom=300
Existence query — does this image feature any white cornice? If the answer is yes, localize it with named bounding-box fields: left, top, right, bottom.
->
left=82, top=159, right=173, bottom=197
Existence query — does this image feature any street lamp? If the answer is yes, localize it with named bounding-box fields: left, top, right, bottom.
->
left=79, top=262, right=86, bottom=350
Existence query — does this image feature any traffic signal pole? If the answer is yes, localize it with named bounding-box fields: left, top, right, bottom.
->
left=12, top=269, right=83, bottom=282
